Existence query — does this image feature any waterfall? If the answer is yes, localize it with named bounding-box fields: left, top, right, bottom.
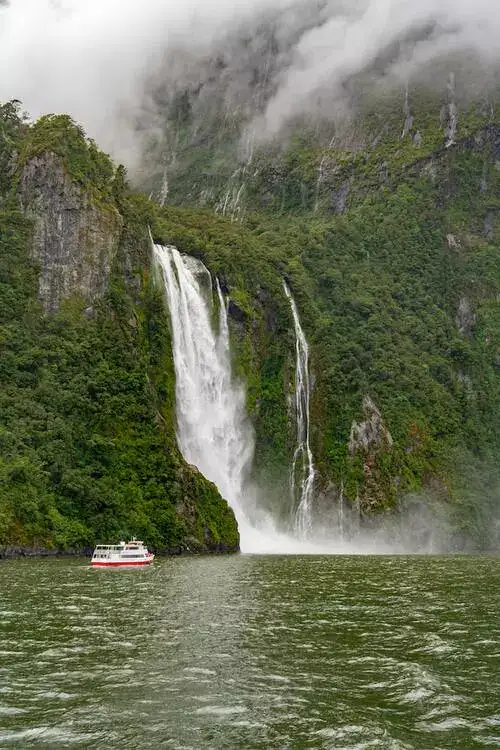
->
left=339, top=481, right=345, bottom=541
left=283, top=283, right=316, bottom=538
left=153, top=244, right=256, bottom=545
left=401, top=83, right=413, bottom=139
left=153, top=243, right=355, bottom=554
left=152, top=247, right=436, bottom=556
left=445, top=72, right=458, bottom=148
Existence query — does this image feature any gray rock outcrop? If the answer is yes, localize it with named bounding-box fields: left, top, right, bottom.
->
left=348, top=396, right=393, bottom=457
left=456, top=295, right=476, bottom=336
left=19, top=152, right=122, bottom=313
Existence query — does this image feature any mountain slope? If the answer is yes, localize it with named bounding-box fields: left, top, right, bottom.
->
left=0, top=102, right=238, bottom=554
left=1, top=77, right=499, bottom=551
left=147, top=81, right=500, bottom=547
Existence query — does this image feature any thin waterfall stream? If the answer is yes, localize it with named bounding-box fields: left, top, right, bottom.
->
left=283, top=283, right=316, bottom=538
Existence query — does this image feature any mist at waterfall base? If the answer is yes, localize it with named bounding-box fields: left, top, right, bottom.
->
left=153, top=243, right=474, bottom=555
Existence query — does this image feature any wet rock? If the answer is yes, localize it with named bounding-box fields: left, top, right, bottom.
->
left=228, top=298, right=247, bottom=323
left=0, top=546, right=90, bottom=559
left=484, top=210, right=494, bottom=240
left=379, top=161, right=389, bottom=183
left=19, top=152, right=122, bottom=313
left=347, top=396, right=395, bottom=512
left=331, top=180, right=350, bottom=214
left=456, top=296, right=477, bottom=336
left=348, top=396, right=393, bottom=457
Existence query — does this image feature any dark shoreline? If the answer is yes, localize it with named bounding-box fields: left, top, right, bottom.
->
left=0, top=544, right=240, bottom=560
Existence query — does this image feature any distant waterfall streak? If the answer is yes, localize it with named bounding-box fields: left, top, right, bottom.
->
left=339, top=481, right=345, bottom=541
left=284, top=282, right=315, bottom=538
left=153, top=244, right=254, bottom=539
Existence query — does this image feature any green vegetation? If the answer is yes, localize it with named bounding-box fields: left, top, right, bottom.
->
left=0, top=88, right=499, bottom=551
left=0, top=101, right=238, bottom=553
left=150, top=96, right=500, bottom=544
left=18, top=113, right=117, bottom=206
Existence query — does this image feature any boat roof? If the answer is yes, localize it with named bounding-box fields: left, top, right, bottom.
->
left=94, top=540, right=145, bottom=549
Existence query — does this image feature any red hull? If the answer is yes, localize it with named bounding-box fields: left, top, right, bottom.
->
left=91, top=558, right=154, bottom=568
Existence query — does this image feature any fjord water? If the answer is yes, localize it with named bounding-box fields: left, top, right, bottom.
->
left=1, top=555, right=500, bottom=749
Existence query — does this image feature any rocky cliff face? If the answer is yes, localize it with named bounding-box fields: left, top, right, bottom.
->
left=2, top=97, right=497, bottom=549
left=348, top=396, right=396, bottom=512
left=19, top=152, right=122, bottom=313
left=0, top=106, right=241, bottom=553
left=348, top=396, right=394, bottom=458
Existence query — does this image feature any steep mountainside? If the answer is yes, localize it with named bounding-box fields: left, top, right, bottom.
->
left=143, top=71, right=500, bottom=547
left=0, top=102, right=238, bottom=554
left=1, top=68, right=499, bottom=551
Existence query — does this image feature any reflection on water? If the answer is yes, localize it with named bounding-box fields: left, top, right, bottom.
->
left=0, top=555, right=499, bottom=748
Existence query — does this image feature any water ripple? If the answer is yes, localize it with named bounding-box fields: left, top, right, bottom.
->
left=0, top=555, right=499, bottom=748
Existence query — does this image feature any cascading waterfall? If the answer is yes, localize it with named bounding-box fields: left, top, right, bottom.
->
left=283, top=283, right=316, bottom=538
left=153, top=243, right=404, bottom=555
left=153, top=244, right=257, bottom=546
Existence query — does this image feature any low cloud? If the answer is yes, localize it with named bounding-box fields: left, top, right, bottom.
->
left=256, top=0, right=500, bottom=138
left=0, top=0, right=293, bottom=161
left=1, top=0, right=499, bottom=165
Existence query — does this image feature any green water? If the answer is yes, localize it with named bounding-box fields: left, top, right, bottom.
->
left=0, top=555, right=499, bottom=749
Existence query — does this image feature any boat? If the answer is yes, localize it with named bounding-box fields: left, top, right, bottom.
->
left=90, top=539, right=155, bottom=568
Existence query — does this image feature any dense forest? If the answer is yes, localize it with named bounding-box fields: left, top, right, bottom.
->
left=0, top=77, right=499, bottom=552
left=0, top=102, right=238, bottom=553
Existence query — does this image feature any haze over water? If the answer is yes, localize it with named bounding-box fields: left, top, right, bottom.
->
left=1, top=554, right=499, bottom=749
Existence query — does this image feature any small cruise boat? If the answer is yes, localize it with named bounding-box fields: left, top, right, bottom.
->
left=91, top=539, right=155, bottom=568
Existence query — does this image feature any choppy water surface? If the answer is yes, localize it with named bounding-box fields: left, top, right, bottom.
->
left=1, top=555, right=499, bottom=749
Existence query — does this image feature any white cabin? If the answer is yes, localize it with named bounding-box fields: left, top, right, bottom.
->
left=91, top=539, right=154, bottom=567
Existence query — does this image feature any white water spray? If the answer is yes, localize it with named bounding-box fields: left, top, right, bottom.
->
left=283, top=283, right=316, bottom=538
left=339, top=480, right=345, bottom=541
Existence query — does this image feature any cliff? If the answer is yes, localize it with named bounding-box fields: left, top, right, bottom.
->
left=149, top=88, right=500, bottom=547
left=19, top=151, right=122, bottom=313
